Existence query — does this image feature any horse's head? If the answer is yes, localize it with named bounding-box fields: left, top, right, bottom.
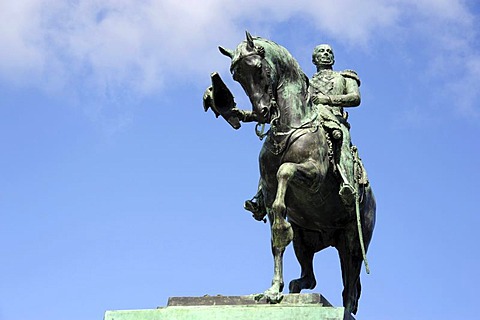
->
left=219, top=32, right=276, bottom=124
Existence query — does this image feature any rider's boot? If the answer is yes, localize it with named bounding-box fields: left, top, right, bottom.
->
left=337, top=163, right=356, bottom=209
left=336, top=135, right=356, bottom=210
left=339, top=182, right=356, bottom=208
left=244, top=189, right=267, bottom=222
left=329, top=125, right=358, bottom=210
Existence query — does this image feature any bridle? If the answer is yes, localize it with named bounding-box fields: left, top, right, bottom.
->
left=232, top=42, right=316, bottom=140
left=231, top=47, right=280, bottom=140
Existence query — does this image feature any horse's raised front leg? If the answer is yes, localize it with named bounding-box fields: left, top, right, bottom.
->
left=263, top=161, right=320, bottom=302
left=261, top=240, right=287, bottom=303
left=271, top=161, right=321, bottom=247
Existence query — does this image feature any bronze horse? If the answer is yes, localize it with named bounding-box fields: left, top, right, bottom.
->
left=216, top=32, right=376, bottom=315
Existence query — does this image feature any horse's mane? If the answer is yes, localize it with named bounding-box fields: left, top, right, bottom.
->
left=258, top=38, right=307, bottom=86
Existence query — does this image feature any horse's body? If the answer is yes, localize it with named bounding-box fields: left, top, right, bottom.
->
left=219, top=33, right=376, bottom=315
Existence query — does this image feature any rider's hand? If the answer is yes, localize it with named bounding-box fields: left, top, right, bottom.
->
left=312, top=94, right=331, bottom=105
left=229, top=107, right=243, bottom=117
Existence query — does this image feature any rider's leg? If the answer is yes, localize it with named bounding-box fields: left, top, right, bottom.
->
left=336, top=126, right=356, bottom=207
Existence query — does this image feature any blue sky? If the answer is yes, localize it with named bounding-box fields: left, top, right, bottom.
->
left=0, top=1, right=479, bottom=319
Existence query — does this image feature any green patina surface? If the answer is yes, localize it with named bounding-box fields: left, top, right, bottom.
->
left=202, top=33, right=376, bottom=315
left=105, top=305, right=348, bottom=320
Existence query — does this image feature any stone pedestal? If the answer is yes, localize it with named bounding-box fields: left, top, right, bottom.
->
left=104, top=293, right=354, bottom=320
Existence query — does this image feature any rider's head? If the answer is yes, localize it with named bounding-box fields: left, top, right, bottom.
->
left=312, top=44, right=335, bottom=69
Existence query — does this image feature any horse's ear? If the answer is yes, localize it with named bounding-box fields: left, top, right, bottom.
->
left=218, top=46, right=234, bottom=59
left=245, top=30, right=254, bottom=49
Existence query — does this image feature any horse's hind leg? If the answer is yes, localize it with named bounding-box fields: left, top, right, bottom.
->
left=336, top=229, right=363, bottom=315
left=289, top=222, right=326, bottom=293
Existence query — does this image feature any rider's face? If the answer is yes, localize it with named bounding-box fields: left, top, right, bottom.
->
left=313, top=44, right=334, bottom=67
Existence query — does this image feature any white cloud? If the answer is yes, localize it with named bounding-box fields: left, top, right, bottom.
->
left=400, top=0, right=479, bottom=119
left=448, top=53, right=480, bottom=119
left=302, top=0, right=401, bottom=46
left=0, top=1, right=44, bottom=81
left=0, top=0, right=478, bottom=119
left=0, top=1, right=415, bottom=89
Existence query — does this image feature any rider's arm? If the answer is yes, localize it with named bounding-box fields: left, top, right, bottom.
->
left=329, top=77, right=360, bottom=108
left=310, top=73, right=361, bottom=108
left=230, top=108, right=259, bottom=122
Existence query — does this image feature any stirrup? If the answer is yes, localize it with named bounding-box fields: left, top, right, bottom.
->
left=244, top=198, right=267, bottom=223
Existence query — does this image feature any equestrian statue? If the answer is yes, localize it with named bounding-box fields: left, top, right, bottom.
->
left=203, top=31, right=376, bottom=316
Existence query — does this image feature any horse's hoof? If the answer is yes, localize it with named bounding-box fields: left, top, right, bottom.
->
left=253, top=293, right=265, bottom=302
left=288, top=280, right=301, bottom=293
left=288, top=277, right=316, bottom=293
left=265, top=291, right=284, bottom=304
left=253, top=291, right=283, bottom=304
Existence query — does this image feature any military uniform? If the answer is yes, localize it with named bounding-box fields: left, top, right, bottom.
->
left=309, top=69, right=361, bottom=206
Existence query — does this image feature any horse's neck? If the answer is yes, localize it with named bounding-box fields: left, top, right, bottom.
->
left=275, top=82, right=313, bottom=130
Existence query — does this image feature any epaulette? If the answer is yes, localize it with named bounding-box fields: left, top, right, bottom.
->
left=341, top=69, right=361, bottom=86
